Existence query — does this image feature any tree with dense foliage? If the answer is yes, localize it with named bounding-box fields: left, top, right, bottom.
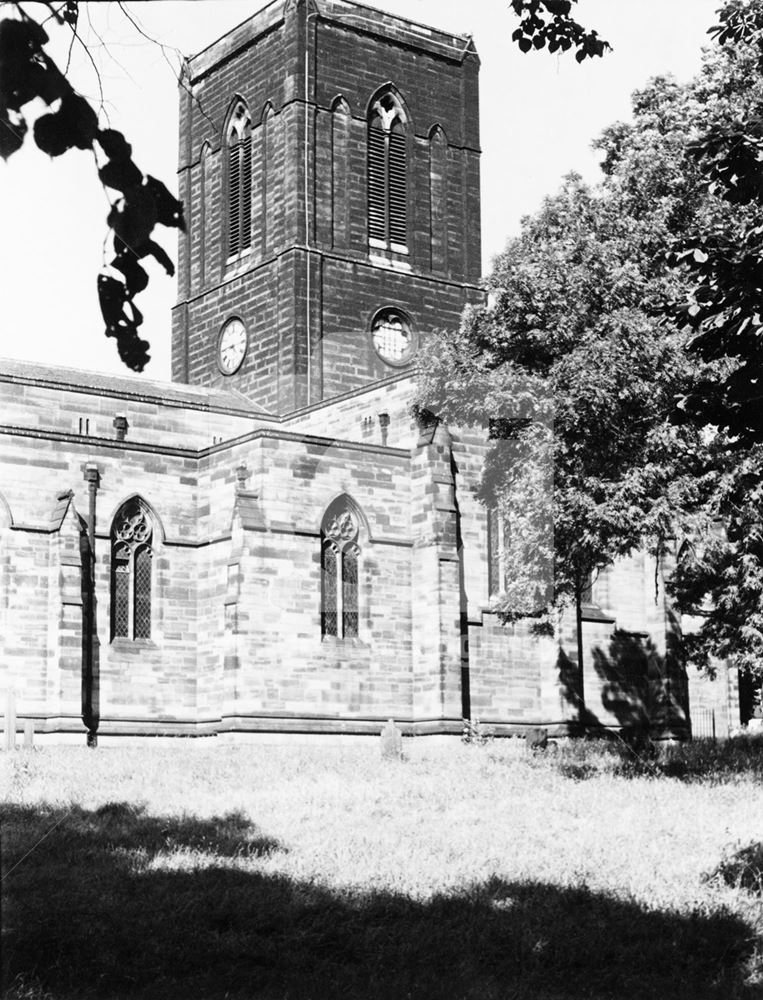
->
left=416, top=164, right=708, bottom=702
left=665, top=1, right=763, bottom=693
left=418, top=12, right=763, bottom=706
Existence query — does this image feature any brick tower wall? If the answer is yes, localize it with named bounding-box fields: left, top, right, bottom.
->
left=172, top=0, right=483, bottom=414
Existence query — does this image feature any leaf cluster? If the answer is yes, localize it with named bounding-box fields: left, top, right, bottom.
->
left=0, top=4, right=185, bottom=371
left=509, top=0, right=610, bottom=61
left=667, top=1, right=763, bottom=445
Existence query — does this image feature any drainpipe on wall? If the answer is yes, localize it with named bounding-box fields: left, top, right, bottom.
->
left=83, top=464, right=100, bottom=747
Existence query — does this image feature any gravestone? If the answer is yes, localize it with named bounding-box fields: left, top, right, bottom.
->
left=380, top=719, right=403, bottom=760
left=526, top=727, right=548, bottom=752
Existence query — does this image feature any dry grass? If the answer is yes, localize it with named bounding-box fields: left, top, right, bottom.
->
left=1, top=739, right=762, bottom=999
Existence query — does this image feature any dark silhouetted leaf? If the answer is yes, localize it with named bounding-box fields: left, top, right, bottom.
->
left=144, top=239, right=174, bottom=276
left=99, top=157, right=142, bottom=193
left=63, top=2, right=79, bottom=28
left=0, top=18, right=48, bottom=60
left=108, top=188, right=158, bottom=248
left=95, top=128, right=132, bottom=160
left=33, top=110, right=72, bottom=156
left=97, top=273, right=150, bottom=372
left=144, top=175, right=185, bottom=230
left=97, top=273, right=127, bottom=325
left=544, top=0, right=572, bottom=14
left=62, top=93, right=98, bottom=149
left=112, top=251, right=149, bottom=296
left=96, top=128, right=132, bottom=162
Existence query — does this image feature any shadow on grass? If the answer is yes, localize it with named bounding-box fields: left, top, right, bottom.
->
left=710, top=841, right=763, bottom=896
left=1, top=803, right=758, bottom=1000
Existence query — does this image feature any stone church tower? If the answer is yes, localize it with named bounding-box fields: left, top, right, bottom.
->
left=172, top=0, right=483, bottom=412
left=0, top=0, right=741, bottom=743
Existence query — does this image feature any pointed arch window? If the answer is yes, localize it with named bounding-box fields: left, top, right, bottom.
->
left=368, top=90, right=408, bottom=251
left=226, top=101, right=252, bottom=258
left=321, top=499, right=361, bottom=638
left=111, top=498, right=153, bottom=640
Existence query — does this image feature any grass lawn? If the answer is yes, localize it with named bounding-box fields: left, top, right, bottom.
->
left=1, top=738, right=762, bottom=999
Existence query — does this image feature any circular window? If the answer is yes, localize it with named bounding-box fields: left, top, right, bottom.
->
left=371, top=308, right=415, bottom=366
left=217, top=317, right=248, bottom=376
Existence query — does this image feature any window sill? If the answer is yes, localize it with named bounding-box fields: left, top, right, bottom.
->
left=369, top=253, right=411, bottom=274
left=580, top=604, right=616, bottom=625
left=110, top=637, right=159, bottom=651
left=224, top=249, right=252, bottom=278
left=321, top=635, right=368, bottom=649
left=369, top=237, right=409, bottom=255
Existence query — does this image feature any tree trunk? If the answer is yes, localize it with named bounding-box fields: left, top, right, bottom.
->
left=575, top=585, right=586, bottom=733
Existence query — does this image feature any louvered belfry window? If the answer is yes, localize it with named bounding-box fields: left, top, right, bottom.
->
left=367, top=91, right=408, bottom=250
left=227, top=102, right=252, bottom=258
left=321, top=497, right=362, bottom=640
left=111, top=498, right=154, bottom=641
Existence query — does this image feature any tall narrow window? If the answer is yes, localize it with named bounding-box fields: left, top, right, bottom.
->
left=321, top=498, right=362, bottom=639
left=111, top=498, right=153, bottom=641
left=367, top=90, right=408, bottom=251
left=226, top=101, right=252, bottom=259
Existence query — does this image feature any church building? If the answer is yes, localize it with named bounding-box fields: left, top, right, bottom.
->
left=0, top=0, right=741, bottom=743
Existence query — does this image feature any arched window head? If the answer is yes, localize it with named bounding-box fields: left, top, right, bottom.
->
left=226, top=101, right=252, bottom=258
left=111, top=498, right=154, bottom=641
left=321, top=498, right=362, bottom=638
left=368, top=89, right=408, bottom=251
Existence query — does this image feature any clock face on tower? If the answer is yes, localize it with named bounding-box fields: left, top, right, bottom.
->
left=217, top=318, right=248, bottom=375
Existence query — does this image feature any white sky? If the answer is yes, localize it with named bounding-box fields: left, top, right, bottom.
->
left=0, top=0, right=721, bottom=380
